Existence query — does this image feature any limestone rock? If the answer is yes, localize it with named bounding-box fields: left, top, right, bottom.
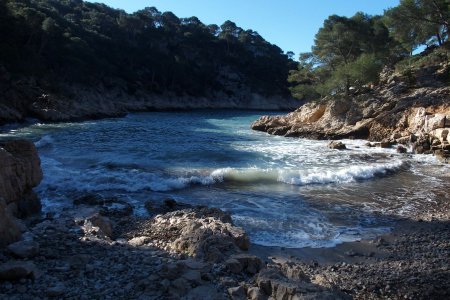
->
left=83, top=214, right=113, bottom=238
left=251, top=81, right=450, bottom=149
left=230, top=254, right=264, bottom=275
left=144, top=207, right=250, bottom=262
left=128, top=236, right=151, bottom=247
left=328, top=141, right=347, bottom=150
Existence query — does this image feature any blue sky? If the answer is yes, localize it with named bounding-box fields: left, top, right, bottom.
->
left=96, top=0, right=399, bottom=57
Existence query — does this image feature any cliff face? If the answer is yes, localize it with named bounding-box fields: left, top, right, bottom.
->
left=0, top=140, right=43, bottom=246
left=0, top=78, right=301, bottom=125
left=252, top=62, right=450, bottom=157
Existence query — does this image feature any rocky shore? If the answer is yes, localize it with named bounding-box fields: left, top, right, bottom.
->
left=0, top=196, right=449, bottom=299
left=1, top=140, right=449, bottom=299
left=0, top=140, right=42, bottom=246
left=251, top=65, right=450, bottom=161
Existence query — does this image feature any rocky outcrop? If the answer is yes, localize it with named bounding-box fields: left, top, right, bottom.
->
left=0, top=198, right=22, bottom=247
left=0, top=140, right=43, bottom=246
left=252, top=64, right=450, bottom=160
left=0, top=76, right=302, bottom=125
left=130, top=207, right=250, bottom=262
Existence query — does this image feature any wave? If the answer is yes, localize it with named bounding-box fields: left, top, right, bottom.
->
left=35, top=135, right=54, bottom=148
left=211, top=160, right=406, bottom=186
left=37, top=155, right=406, bottom=194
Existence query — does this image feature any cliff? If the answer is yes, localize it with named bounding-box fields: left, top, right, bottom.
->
left=0, top=140, right=43, bottom=246
left=0, top=0, right=300, bottom=125
left=0, top=77, right=301, bottom=125
left=252, top=60, right=450, bottom=159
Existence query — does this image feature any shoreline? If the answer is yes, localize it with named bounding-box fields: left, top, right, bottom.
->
left=1, top=198, right=448, bottom=299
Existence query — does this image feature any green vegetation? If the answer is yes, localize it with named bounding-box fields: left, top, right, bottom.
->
left=0, top=0, right=295, bottom=98
left=0, top=0, right=449, bottom=106
left=289, top=0, right=450, bottom=100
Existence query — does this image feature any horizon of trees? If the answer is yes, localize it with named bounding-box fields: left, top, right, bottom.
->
left=0, top=0, right=296, bottom=98
left=0, top=0, right=448, bottom=104
left=289, top=0, right=450, bottom=100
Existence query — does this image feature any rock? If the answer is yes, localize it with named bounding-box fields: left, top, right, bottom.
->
left=0, top=140, right=43, bottom=216
left=84, top=214, right=113, bottom=238
left=0, top=261, right=37, bottom=281
left=396, top=145, right=408, bottom=153
left=225, top=258, right=243, bottom=274
left=431, top=128, right=449, bottom=143
left=74, top=194, right=133, bottom=217
left=247, top=287, right=266, bottom=300
left=256, top=268, right=350, bottom=300
left=231, top=254, right=264, bottom=275
left=425, top=114, right=446, bottom=132
left=149, top=208, right=249, bottom=262
left=47, top=283, right=66, bottom=297
left=7, top=240, right=39, bottom=258
left=0, top=198, right=21, bottom=247
left=228, top=286, right=246, bottom=300
left=128, top=236, right=151, bottom=246
left=377, top=140, right=393, bottom=148
left=328, top=141, right=347, bottom=150
left=170, top=277, right=189, bottom=296
left=181, top=269, right=202, bottom=285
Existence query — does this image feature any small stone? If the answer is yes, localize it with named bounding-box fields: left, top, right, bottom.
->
left=225, top=258, right=243, bottom=274
left=396, top=145, right=407, bottom=153
left=84, top=214, right=113, bottom=238
left=228, top=286, right=246, bottom=300
left=47, top=284, right=65, bottom=297
left=128, top=236, right=151, bottom=246
left=328, top=141, right=347, bottom=150
left=7, top=240, right=39, bottom=258
left=0, top=261, right=37, bottom=281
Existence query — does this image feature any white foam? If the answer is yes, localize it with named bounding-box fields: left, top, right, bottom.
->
left=208, top=160, right=405, bottom=187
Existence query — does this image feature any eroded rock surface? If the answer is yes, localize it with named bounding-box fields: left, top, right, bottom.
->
left=252, top=65, right=450, bottom=160
left=0, top=140, right=43, bottom=246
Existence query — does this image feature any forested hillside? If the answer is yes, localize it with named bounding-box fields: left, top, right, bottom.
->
left=0, top=0, right=298, bottom=124
left=289, top=0, right=450, bottom=100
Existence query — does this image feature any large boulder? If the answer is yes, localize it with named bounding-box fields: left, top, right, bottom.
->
left=0, top=140, right=43, bottom=217
left=0, top=198, right=21, bottom=247
left=0, top=140, right=43, bottom=246
left=147, top=207, right=250, bottom=262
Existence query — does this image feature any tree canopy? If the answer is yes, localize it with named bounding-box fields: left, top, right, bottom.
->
left=0, top=0, right=296, bottom=98
left=289, top=1, right=450, bottom=100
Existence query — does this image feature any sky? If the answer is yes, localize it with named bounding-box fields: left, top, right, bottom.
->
left=97, top=0, right=400, bottom=58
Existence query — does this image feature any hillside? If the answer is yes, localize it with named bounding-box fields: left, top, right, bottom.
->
left=0, top=0, right=299, bottom=125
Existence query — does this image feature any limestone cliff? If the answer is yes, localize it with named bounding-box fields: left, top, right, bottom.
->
left=0, top=140, right=43, bottom=246
left=252, top=62, right=450, bottom=158
left=0, top=76, right=301, bottom=125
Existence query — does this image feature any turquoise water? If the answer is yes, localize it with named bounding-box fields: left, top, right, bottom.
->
left=2, top=111, right=449, bottom=248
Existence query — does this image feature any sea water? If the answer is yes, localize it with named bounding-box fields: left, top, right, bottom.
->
left=2, top=110, right=449, bottom=248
